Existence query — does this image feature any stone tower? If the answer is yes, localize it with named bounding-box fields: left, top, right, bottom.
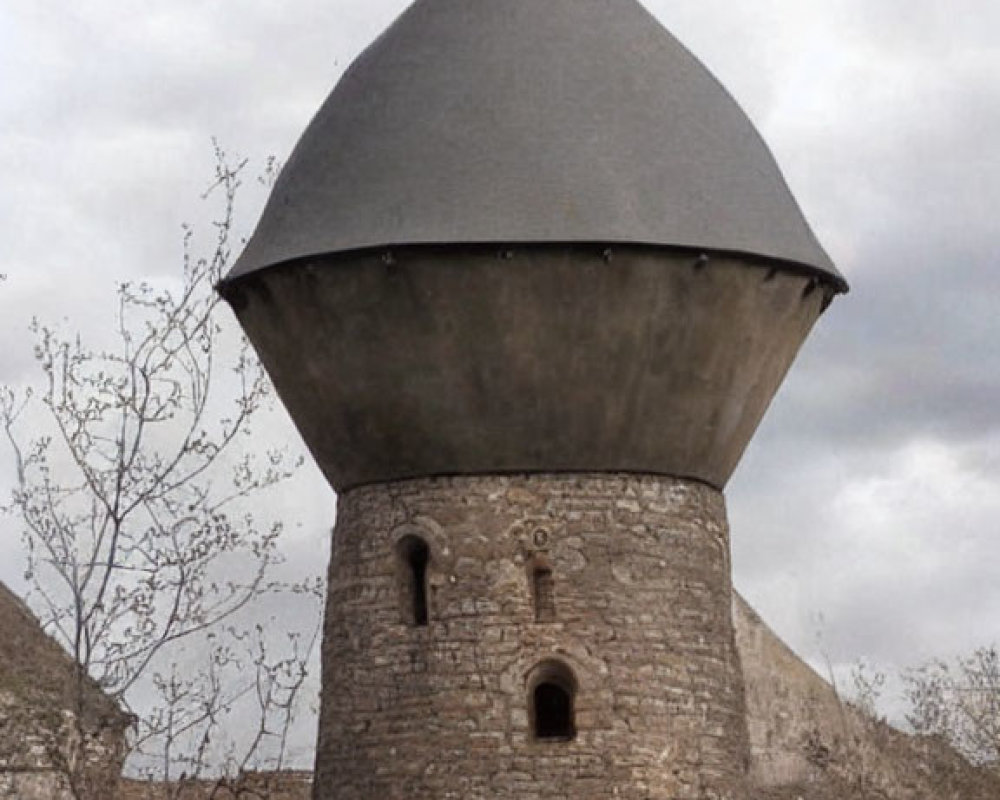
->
left=219, top=1, right=847, bottom=798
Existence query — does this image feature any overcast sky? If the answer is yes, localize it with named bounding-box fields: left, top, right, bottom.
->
left=2, top=0, right=999, bottom=740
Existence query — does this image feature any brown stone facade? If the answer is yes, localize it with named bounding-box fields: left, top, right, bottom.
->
left=735, top=598, right=1000, bottom=799
left=0, top=694, right=126, bottom=800
left=315, top=473, right=750, bottom=799
left=117, top=770, right=312, bottom=799
left=0, top=582, right=130, bottom=800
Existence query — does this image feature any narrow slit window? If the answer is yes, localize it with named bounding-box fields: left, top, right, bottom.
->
left=398, top=535, right=430, bottom=627
left=532, top=566, right=555, bottom=622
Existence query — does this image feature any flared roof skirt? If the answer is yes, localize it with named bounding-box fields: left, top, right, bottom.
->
left=228, top=0, right=845, bottom=290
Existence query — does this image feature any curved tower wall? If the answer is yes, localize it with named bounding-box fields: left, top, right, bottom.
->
left=318, top=474, right=747, bottom=800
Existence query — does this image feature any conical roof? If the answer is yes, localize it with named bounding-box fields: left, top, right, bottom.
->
left=229, top=0, right=845, bottom=289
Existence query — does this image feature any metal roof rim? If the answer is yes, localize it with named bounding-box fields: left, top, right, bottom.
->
left=328, top=467, right=727, bottom=495
left=220, top=240, right=848, bottom=296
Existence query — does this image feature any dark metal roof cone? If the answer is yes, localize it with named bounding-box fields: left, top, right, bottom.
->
left=228, top=0, right=845, bottom=287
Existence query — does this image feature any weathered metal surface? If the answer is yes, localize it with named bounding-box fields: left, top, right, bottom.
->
left=224, top=246, right=829, bottom=490
left=228, top=0, right=845, bottom=290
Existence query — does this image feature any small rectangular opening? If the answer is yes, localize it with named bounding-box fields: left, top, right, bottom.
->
left=533, top=567, right=555, bottom=622
left=399, top=535, right=430, bottom=627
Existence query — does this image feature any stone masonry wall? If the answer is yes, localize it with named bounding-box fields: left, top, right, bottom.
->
left=315, top=473, right=750, bottom=800
left=0, top=691, right=126, bottom=800
left=117, top=770, right=312, bottom=799
left=735, top=596, right=1000, bottom=799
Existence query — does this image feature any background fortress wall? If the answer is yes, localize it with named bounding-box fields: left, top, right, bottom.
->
left=735, top=594, right=1000, bottom=799
left=735, top=592, right=848, bottom=787
left=0, top=583, right=128, bottom=800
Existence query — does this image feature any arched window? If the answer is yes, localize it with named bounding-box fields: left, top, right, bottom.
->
left=534, top=682, right=572, bottom=738
left=397, top=535, right=430, bottom=626
left=528, top=660, right=577, bottom=741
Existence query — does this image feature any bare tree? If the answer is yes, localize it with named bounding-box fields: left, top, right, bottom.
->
left=1, top=146, right=321, bottom=798
left=128, top=618, right=319, bottom=799
left=904, top=645, right=1000, bottom=766
left=849, top=658, right=886, bottom=722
